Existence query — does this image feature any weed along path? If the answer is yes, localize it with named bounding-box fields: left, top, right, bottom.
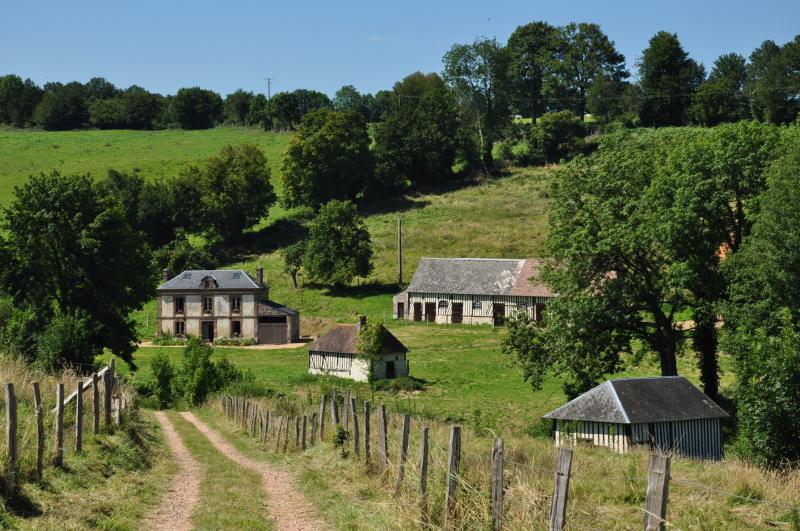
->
left=147, top=412, right=202, bottom=531
left=179, top=411, right=328, bottom=531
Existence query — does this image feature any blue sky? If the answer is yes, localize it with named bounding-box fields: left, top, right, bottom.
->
left=3, top=1, right=798, bottom=97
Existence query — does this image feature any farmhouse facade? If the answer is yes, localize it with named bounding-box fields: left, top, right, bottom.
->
left=393, top=258, right=554, bottom=325
left=544, top=376, right=729, bottom=460
left=156, top=268, right=300, bottom=344
left=308, top=317, right=408, bottom=382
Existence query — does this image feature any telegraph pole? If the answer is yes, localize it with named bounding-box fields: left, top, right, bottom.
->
left=397, top=218, right=403, bottom=285
left=265, top=77, right=274, bottom=100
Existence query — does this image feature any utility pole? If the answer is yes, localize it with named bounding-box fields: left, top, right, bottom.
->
left=265, top=77, right=274, bottom=100
left=397, top=218, right=403, bottom=285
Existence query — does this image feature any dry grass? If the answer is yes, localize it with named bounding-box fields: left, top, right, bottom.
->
left=216, top=394, right=800, bottom=530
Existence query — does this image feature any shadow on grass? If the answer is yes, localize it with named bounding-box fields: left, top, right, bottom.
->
left=305, top=280, right=401, bottom=300
left=1, top=480, right=42, bottom=517
left=236, top=217, right=309, bottom=257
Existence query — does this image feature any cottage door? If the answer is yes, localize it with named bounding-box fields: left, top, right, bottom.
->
left=386, top=361, right=396, bottom=379
left=492, top=304, right=506, bottom=326
left=413, top=303, right=422, bottom=321
left=397, top=302, right=405, bottom=319
left=424, top=302, right=436, bottom=322
left=451, top=302, right=463, bottom=324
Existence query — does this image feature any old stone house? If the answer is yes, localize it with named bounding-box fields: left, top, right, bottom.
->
left=157, top=267, right=300, bottom=344
left=393, top=258, right=554, bottom=325
left=308, top=317, right=408, bottom=382
left=544, top=376, right=729, bottom=459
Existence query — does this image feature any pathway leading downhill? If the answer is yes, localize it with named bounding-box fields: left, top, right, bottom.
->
left=179, top=411, right=327, bottom=531
left=145, top=412, right=202, bottom=531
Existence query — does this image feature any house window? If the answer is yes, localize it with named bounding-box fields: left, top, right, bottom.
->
left=231, top=320, right=241, bottom=337
left=231, top=296, right=242, bottom=313
left=438, top=300, right=448, bottom=312
left=174, top=320, right=185, bottom=337
left=203, top=297, right=213, bottom=314
left=472, top=299, right=482, bottom=311
left=175, top=297, right=185, bottom=315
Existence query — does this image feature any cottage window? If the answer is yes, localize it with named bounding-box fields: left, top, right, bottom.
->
left=231, top=320, right=241, bottom=337
left=231, top=296, right=242, bottom=313
left=203, top=297, right=213, bottom=314
left=175, top=297, right=185, bottom=315
left=472, top=300, right=481, bottom=311
left=174, top=320, right=185, bottom=337
left=438, top=300, right=448, bottom=311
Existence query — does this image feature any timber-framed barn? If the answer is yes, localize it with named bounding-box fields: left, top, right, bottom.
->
left=393, top=257, right=554, bottom=325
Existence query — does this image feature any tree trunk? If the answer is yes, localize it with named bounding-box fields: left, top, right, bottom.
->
left=693, top=307, right=719, bottom=401
left=652, top=311, right=679, bottom=377
left=290, top=271, right=298, bottom=289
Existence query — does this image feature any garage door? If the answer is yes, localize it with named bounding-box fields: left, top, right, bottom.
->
left=257, top=316, right=288, bottom=344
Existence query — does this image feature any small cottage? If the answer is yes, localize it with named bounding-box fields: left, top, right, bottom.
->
left=393, top=257, right=554, bottom=325
left=308, top=317, right=408, bottom=382
left=543, top=376, right=728, bottom=460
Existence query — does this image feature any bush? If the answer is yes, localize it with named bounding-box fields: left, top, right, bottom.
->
left=36, top=311, right=100, bottom=371
left=372, top=376, right=425, bottom=393
left=214, top=337, right=257, bottom=347
left=151, top=332, right=188, bottom=346
left=177, top=338, right=245, bottom=405
left=150, top=351, right=175, bottom=408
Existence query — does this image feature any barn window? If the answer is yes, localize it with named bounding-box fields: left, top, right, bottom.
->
left=438, top=300, right=448, bottom=311
left=231, top=320, right=241, bottom=337
left=231, top=296, right=242, bottom=313
left=174, top=297, right=185, bottom=315
left=203, top=297, right=213, bottom=313
left=472, top=299, right=481, bottom=311
left=174, top=320, right=185, bottom=337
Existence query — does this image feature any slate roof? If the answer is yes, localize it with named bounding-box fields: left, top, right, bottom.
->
left=543, top=376, right=729, bottom=424
left=308, top=323, right=407, bottom=355
left=257, top=299, right=299, bottom=317
left=158, top=270, right=262, bottom=291
left=406, top=258, right=554, bottom=297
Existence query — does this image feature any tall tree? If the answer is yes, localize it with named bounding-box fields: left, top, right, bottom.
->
left=638, top=31, right=705, bottom=126
left=443, top=37, right=510, bottom=170
left=332, top=85, right=368, bottom=117
left=33, top=81, right=89, bottom=130
left=223, top=89, right=254, bottom=125
left=173, top=87, right=223, bottom=129
left=690, top=53, right=748, bottom=125
left=0, top=75, right=43, bottom=127
left=506, top=21, right=559, bottom=119
left=548, top=22, right=627, bottom=120
left=746, top=37, right=800, bottom=124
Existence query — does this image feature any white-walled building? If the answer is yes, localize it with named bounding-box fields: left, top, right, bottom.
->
left=393, top=258, right=554, bottom=325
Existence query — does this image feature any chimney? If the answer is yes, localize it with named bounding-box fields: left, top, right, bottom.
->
left=162, top=268, right=171, bottom=283
left=358, top=315, right=367, bottom=328
left=256, top=267, right=264, bottom=287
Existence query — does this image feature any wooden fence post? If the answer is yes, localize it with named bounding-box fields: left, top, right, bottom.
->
left=75, top=380, right=84, bottom=452
left=319, top=394, right=327, bottom=441
left=302, top=415, right=307, bottom=451
left=92, top=372, right=100, bottom=435
left=54, top=383, right=64, bottom=467
left=103, top=370, right=112, bottom=428
left=5, top=383, right=17, bottom=492
left=294, top=417, right=300, bottom=449
left=491, top=437, right=504, bottom=530
left=275, top=417, right=284, bottom=452
left=549, top=447, right=573, bottom=531
left=377, top=404, right=388, bottom=474
left=364, top=400, right=371, bottom=466
left=395, top=414, right=411, bottom=497
left=419, top=426, right=430, bottom=526
left=283, top=417, right=290, bottom=453
left=444, top=425, right=462, bottom=529
left=32, top=382, right=44, bottom=480
left=331, top=390, right=340, bottom=427
left=310, top=412, right=318, bottom=446
left=350, top=397, right=360, bottom=456
left=343, top=389, right=351, bottom=431
left=643, top=454, right=671, bottom=531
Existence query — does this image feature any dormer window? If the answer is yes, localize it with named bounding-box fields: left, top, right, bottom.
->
left=200, top=275, right=218, bottom=289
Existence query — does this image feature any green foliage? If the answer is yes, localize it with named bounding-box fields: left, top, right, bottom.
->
left=506, top=21, right=559, bottom=119
left=533, top=111, right=588, bottom=163
left=33, top=81, right=89, bottom=130
left=281, top=109, right=372, bottom=208
left=0, top=74, right=42, bottom=127
left=303, top=200, right=373, bottom=287
left=746, top=37, right=800, bottom=125
left=36, top=310, right=100, bottom=371
left=152, top=230, right=216, bottom=274
left=223, top=89, right=254, bottom=125
left=690, top=53, right=748, bottom=126
left=372, top=376, right=424, bottom=393
left=177, top=338, right=244, bottom=405
left=173, top=87, right=223, bottom=129
left=214, top=337, right=257, bottom=346
left=332, top=85, right=369, bottom=118
left=281, top=240, right=306, bottom=288
left=150, top=351, right=175, bottom=408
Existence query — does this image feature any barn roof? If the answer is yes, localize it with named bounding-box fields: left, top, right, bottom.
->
left=308, top=323, right=407, bottom=355
left=158, top=270, right=262, bottom=290
left=406, top=258, right=553, bottom=297
left=257, top=299, right=299, bottom=317
left=543, top=376, right=728, bottom=424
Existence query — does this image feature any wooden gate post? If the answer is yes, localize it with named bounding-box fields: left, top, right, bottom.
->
left=54, top=383, right=65, bottom=467
left=444, top=425, right=462, bottom=529
left=395, top=414, right=411, bottom=497
left=491, top=437, right=504, bottom=530
left=32, top=382, right=44, bottom=480
left=377, top=404, right=388, bottom=474
left=75, top=380, right=84, bottom=452
left=364, top=400, right=372, bottom=466
left=319, top=394, right=327, bottom=441
left=5, top=383, right=17, bottom=492
left=92, top=372, right=100, bottom=434
left=643, top=454, right=671, bottom=531
left=350, top=397, right=360, bottom=456
left=419, top=426, right=430, bottom=525
left=549, top=447, right=573, bottom=531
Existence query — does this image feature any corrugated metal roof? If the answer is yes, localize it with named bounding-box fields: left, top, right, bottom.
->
left=158, top=270, right=261, bottom=290
left=406, top=258, right=554, bottom=297
left=543, top=376, right=728, bottom=424
left=308, top=323, right=407, bottom=355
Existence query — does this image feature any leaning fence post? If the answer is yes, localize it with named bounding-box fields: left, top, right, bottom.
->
left=395, top=414, right=411, bottom=497
left=377, top=404, right=388, bottom=474
left=319, top=394, right=327, bottom=441
left=491, top=437, right=504, bottom=530
left=350, top=397, right=360, bottom=456
left=32, top=382, right=44, bottom=480
left=419, top=426, right=430, bottom=525
left=364, top=401, right=372, bottom=467
left=294, top=417, right=300, bottom=449
left=644, top=454, right=671, bottom=531
left=92, top=372, right=100, bottom=434
left=75, top=380, right=84, bottom=452
left=5, top=383, right=17, bottom=492
left=302, top=415, right=308, bottom=451
left=103, top=370, right=112, bottom=428
left=444, top=425, right=462, bottom=529
left=54, top=383, right=65, bottom=467
left=275, top=417, right=284, bottom=452
left=549, top=447, right=573, bottom=531
left=343, top=388, right=351, bottom=431
left=331, top=389, right=340, bottom=427
left=283, top=417, right=291, bottom=453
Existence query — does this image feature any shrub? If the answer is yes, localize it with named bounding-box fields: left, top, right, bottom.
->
left=151, top=332, right=188, bottom=346
left=372, top=376, right=425, bottom=393
left=36, top=311, right=100, bottom=371
left=176, top=338, right=245, bottom=406
left=150, top=351, right=175, bottom=408
left=214, top=337, right=257, bottom=347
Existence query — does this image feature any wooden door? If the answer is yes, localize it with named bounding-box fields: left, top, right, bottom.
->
left=451, top=302, right=463, bottom=324
left=413, top=302, right=422, bottom=321
left=202, top=321, right=214, bottom=342
left=397, top=302, right=405, bottom=319
left=386, top=361, right=396, bottom=379
left=492, top=304, right=506, bottom=326
left=424, top=302, right=436, bottom=322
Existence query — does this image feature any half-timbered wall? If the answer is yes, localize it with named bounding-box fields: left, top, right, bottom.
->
left=308, top=351, right=408, bottom=382
left=398, top=292, right=551, bottom=324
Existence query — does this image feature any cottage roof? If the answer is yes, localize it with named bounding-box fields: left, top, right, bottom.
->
left=158, top=270, right=262, bottom=291
left=405, top=258, right=553, bottom=297
left=308, top=323, right=407, bottom=355
left=543, top=376, right=729, bottom=424
left=257, top=299, right=299, bottom=317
